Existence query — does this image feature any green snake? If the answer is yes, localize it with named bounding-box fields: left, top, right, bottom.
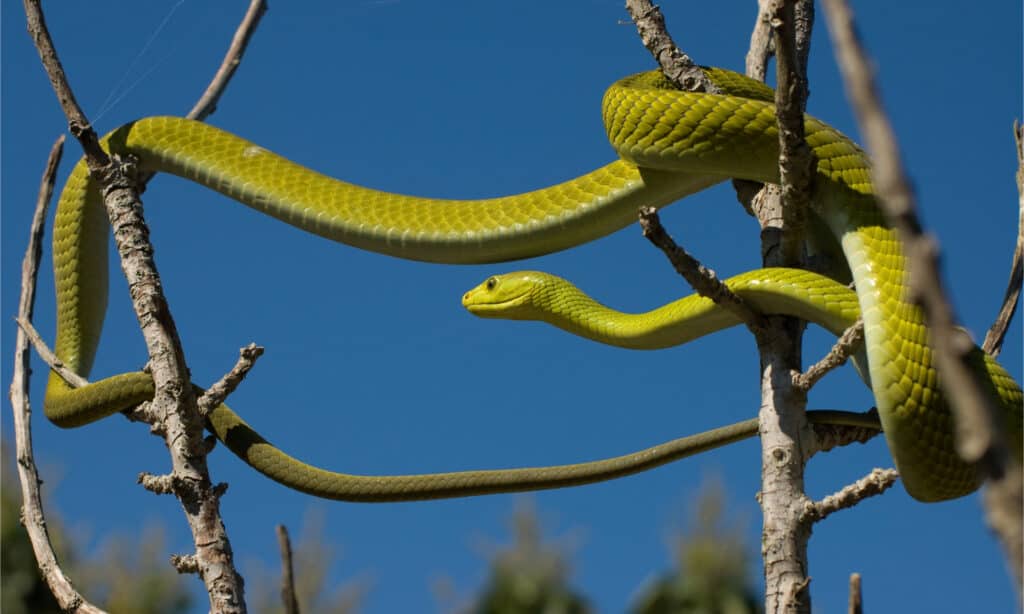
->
left=46, top=67, right=1021, bottom=502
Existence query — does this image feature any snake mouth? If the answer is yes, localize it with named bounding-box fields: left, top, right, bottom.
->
left=461, top=290, right=531, bottom=317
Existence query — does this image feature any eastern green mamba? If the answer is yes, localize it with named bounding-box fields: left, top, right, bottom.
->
left=46, top=67, right=1021, bottom=502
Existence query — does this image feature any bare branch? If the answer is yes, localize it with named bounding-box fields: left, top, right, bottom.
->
left=982, top=121, right=1024, bottom=357
left=794, top=319, right=864, bottom=391
left=809, top=406, right=881, bottom=454
left=811, top=422, right=880, bottom=453
left=624, top=0, right=716, bottom=92
left=848, top=573, right=863, bottom=614
left=16, top=317, right=87, bottom=388
left=172, top=555, right=201, bottom=574
left=982, top=461, right=1023, bottom=590
left=823, top=0, right=1020, bottom=589
left=800, top=468, right=899, bottom=523
left=744, top=4, right=818, bottom=612
left=188, top=0, right=267, bottom=121
left=139, top=473, right=177, bottom=495
left=197, top=343, right=266, bottom=416
left=823, top=0, right=1006, bottom=467
left=746, top=1, right=773, bottom=81
left=21, top=2, right=259, bottom=609
left=277, top=525, right=301, bottom=614
left=8, top=136, right=107, bottom=614
left=639, top=207, right=767, bottom=331
left=22, top=1, right=107, bottom=170
left=770, top=0, right=815, bottom=265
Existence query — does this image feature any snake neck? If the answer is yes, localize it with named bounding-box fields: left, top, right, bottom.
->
left=506, top=270, right=860, bottom=351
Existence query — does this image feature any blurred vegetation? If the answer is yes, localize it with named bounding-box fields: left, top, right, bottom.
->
left=631, top=481, right=762, bottom=614
left=1, top=450, right=68, bottom=614
left=435, top=500, right=590, bottom=614
left=1, top=440, right=193, bottom=614
left=73, top=526, right=193, bottom=614
left=6, top=433, right=758, bottom=614
left=245, top=509, right=367, bottom=614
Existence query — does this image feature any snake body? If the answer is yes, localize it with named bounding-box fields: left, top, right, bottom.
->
left=47, top=68, right=1021, bottom=502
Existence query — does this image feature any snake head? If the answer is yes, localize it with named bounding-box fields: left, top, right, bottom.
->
left=461, top=271, right=554, bottom=320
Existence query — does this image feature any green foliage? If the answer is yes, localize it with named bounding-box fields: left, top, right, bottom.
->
left=1, top=450, right=68, bottom=614
left=1, top=440, right=193, bottom=614
left=245, top=509, right=366, bottom=614
left=468, top=502, right=590, bottom=614
left=631, top=482, right=761, bottom=614
left=73, top=526, right=193, bottom=614
left=5, top=434, right=757, bottom=614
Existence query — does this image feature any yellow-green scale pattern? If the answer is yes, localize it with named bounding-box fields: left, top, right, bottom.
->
left=464, top=269, right=860, bottom=350
left=45, top=67, right=1022, bottom=502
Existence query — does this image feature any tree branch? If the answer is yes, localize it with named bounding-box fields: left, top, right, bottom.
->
left=16, top=317, right=87, bottom=389
left=982, top=121, right=1024, bottom=358
left=793, top=319, right=863, bottom=391
left=20, top=1, right=268, bottom=610
left=799, top=468, right=899, bottom=524
left=822, top=0, right=1021, bottom=591
left=9, top=135, right=107, bottom=614
left=745, top=3, right=817, bottom=613
left=188, top=0, right=268, bottom=121
left=277, top=525, right=301, bottom=614
left=808, top=407, right=881, bottom=454
left=21, top=1, right=106, bottom=170
left=624, top=0, right=716, bottom=92
left=822, top=0, right=1005, bottom=469
left=639, top=207, right=766, bottom=331
left=625, top=5, right=764, bottom=328
left=769, top=0, right=815, bottom=265
left=197, top=343, right=265, bottom=417
left=848, top=573, right=863, bottom=614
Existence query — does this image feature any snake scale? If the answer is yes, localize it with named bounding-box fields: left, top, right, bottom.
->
left=46, top=67, right=1021, bottom=502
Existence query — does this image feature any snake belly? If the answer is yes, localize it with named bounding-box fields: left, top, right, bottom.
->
left=46, top=67, right=1021, bottom=502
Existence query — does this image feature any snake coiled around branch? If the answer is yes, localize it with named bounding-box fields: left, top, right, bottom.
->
left=45, top=67, right=1022, bottom=502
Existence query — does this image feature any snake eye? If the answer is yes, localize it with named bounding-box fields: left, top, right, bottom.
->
left=485, top=277, right=497, bottom=291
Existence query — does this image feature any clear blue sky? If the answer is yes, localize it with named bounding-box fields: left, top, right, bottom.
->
left=3, top=1, right=1021, bottom=612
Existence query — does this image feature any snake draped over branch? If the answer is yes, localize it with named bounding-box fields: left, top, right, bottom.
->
left=46, top=67, right=1021, bottom=503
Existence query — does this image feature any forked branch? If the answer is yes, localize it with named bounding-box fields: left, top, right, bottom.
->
left=9, top=136, right=107, bottom=614
left=20, top=1, right=268, bottom=610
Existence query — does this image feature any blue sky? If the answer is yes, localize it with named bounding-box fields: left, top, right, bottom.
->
left=2, top=1, right=1021, bottom=612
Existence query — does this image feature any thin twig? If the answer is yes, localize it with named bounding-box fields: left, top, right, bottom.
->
left=8, top=136, right=106, bottom=614
left=197, top=344, right=265, bottom=416
left=624, top=0, right=716, bottom=92
left=188, top=0, right=268, bottom=121
left=171, top=555, right=201, bottom=574
left=22, top=1, right=107, bottom=170
left=639, top=207, right=767, bottom=331
left=982, top=121, right=1024, bottom=358
left=848, top=573, right=863, bottom=614
left=16, top=317, right=87, bottom=388
left=138, top=0, right=268, bottom=187
left=810, top=422, right=880, bottom=453
left=277, top=525, right=301, bottom=614
left=809, top=406, right=881, bottom=454
left=794, top=319, right=864, bottom=391
left=800, top=468, right=899, bottom=523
